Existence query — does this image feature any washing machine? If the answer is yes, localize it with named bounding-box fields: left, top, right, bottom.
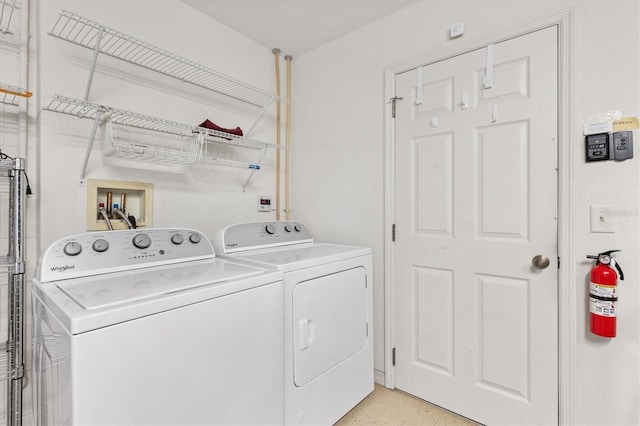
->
left=212, top=221, right=374, bottom=425
left=31, top=228, right=284, bottom=426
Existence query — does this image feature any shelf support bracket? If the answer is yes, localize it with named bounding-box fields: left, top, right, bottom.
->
left=84, top=26, right=104, bottom=101
left=242, top=96, right=280, bottom=192
left=80, top=110, right=104, bottom=183
left=242, top=146, right=268, bottom=192
left=244, top=96, right=275, bottom=138
left=241, top=96, right=277, bottom=191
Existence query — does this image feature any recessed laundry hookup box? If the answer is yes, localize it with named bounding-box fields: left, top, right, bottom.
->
left=86, top=179, right=153, bottom=231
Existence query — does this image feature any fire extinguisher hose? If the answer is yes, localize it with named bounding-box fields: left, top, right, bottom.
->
left=613, top=261, right=624, bottom=280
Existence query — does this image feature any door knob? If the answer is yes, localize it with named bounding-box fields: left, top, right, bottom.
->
left=532, top=255, right=550, bottom=269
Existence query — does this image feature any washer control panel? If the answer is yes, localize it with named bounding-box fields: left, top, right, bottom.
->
left=37, top=228, right=214, bottom=282
left=213, top=221, right=313, bottom=253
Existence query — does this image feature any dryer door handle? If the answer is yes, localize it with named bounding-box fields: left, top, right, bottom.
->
left=297, top=318, right=314, bottom=351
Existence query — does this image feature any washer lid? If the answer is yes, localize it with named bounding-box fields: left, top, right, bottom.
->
left=231, top=242, right=371, bottom=271
left=33, top=258, right=282, bottom=334
left=56, top=259, right=261, bottom=310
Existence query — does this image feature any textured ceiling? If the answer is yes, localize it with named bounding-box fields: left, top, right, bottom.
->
left=182, top=0, right=420, bottom=57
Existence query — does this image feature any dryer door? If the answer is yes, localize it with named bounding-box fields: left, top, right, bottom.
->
left=292, top=266, right=368, bottom=387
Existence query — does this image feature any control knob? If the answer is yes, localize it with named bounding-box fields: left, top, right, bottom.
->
left=92, top=239, right=109, bottom=253
left=189, top=233, right=202, bottom=244
left=171, top=234, right=184, bottom=245
left=132, top=233, right=152, bottom=249
left=63, top=241, right=82, bottom=256
left=265, top=224, right=276, bottom=235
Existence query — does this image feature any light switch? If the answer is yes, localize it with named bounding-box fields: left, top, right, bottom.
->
left=590, top=205, right=615, bottom=233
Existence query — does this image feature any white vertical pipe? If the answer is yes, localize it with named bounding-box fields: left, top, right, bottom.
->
left=272, top=48, right=281, bottom=221
left=284, top=55, right=292, bottom=220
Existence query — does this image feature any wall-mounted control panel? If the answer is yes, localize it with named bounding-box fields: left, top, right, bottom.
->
left=257, top=195, right=272, bottom=212
left=586, top=131, right=634, bottom=162
left=585, top=133, right=609, bottom=162
left=611, top=131, right=633, bottom=161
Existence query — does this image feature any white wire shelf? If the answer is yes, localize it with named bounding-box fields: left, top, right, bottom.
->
left=49, top=10, right=283, bottom=108
left=45, top=95, right=276, bottom=170
left=0, top=83, right=31, bottom=106
left=0, top=0, right=19, bottom=35
left=45, top=95, right=278, bottom=149
left=105, top=141, right=263, bottom=170
left=104, top=129, right=201, bottom=166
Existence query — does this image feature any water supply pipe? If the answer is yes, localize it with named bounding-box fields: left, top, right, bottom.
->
left=284, top=54, right=292, bottom=220
left=113, top=208, right=134, bottom=229
left=273, top=48, right=281, bottom=221
left=98, top=207, right=113, bottom=230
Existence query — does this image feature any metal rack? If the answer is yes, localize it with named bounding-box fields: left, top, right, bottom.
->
left=47, top=10, right=284, bottom=187
left=0, top=158, right=26, bottom=426
left=0, top=83, right=32, bottom=106
left=1, top=3, right=27, bottom=425
left=0, top=0, right=19, bottom=35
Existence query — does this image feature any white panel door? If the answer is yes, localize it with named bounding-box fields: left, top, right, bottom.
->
left=393, top=26, right=558, bottom=425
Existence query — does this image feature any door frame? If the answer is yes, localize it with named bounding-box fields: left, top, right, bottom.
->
left=383, top=8, right=576, bottom=425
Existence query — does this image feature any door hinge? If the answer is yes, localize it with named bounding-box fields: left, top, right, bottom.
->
left=558, top=256, right=560, bottom=269
left=389, top=96, right=403, bottom=118
left=392, top=347, right=396, bottom=366
left=392, top=224, right=396, bottom=242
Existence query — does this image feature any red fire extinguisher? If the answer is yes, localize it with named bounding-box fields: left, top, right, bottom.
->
left=586, top=250, right=624, bottom=338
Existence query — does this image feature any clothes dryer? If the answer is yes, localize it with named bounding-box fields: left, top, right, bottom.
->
left=32, top=228, right=283, bottom=426
left=213, top=221, right=374, bottom=425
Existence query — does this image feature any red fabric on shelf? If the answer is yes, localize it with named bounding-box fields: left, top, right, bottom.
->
left=198, top=119, right=244, bottom=139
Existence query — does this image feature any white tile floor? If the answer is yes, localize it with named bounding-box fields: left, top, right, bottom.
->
left=336, top=384, right=479, bottom=425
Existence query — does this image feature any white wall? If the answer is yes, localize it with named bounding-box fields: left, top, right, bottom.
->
left=38, top=0, right=282, bottom=251
left=291, top=0, right=639, bottom=424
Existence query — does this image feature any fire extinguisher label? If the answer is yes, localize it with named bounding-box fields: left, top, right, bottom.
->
left=590, top=282, right=617, bottom=317
left=589, top=282, right=617, bottom=299
left=590, top=298, right=616, bottom=317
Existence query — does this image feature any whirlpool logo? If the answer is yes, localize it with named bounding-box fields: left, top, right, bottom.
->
left=50, top=264, right=75, bottom=272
